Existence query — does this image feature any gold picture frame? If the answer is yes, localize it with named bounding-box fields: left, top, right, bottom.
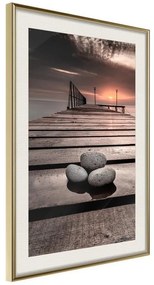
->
left=6, top=3, right=150, bottom=281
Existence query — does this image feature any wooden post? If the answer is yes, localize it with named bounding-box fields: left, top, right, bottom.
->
left=71, top=82, right=73, bottom=109
left=115, top=89, right=118, bottom=112
left=94, top=87, right=96, bottom=105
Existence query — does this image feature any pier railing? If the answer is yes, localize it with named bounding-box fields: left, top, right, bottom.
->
left=98, top=104, right=125, bottom=113
left=67, top=81, right=86, bottom=109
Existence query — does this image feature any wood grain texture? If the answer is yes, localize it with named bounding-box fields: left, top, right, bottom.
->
left=29, top=204, right=135, bottom=256
left=29, top=163, right=135, bottom=210
left=29, top=136, right=135, bottom=149
left=29, top=105, right=136, bottom=256
left=29, top=130, right=135, bottom=138
left=29, top=146, right=135, bottom=166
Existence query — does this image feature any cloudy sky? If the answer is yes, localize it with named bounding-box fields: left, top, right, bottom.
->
left=29, top=28, right=135, bottom=109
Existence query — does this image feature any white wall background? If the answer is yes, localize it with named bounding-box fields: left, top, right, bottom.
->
left=0, top=0, right=153, bottom=284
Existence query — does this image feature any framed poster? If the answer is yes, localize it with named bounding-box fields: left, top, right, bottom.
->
left=6, top=3, right=150, bottom=281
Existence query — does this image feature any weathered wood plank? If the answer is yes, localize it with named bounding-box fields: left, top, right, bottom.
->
left=29, top=125, right=135, bottom=129
left=29, top=145, right=135, bottom=166
left=29, top=126, right=135, bottom=131
left=42, top=115, right=134, bottom=120
left=42, top=114, right=134, bottom=120
left=29, top=163, right=135, bottom=210
left=30, top=122, right=135, bottom=127
left=55, top=111, right=131, bottom=117
left=32, top=117, right=134, bottom=123
left=30, top=116, right=135, bottom=124
left=56, top=111, right=133, bottom=116
left=29, top=136, right=135, bottom=149
left=29, top=123, right=135, bottom=128
left=30, top=120, right=135, bottom=125
left=29, top=105, right=136, bottom=257
left=29, top=204, right=135, bottom=256
left=29, top=130, right=135, bottom=138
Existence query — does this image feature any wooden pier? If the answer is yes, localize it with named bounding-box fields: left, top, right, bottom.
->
left=29, top=104, right=135, bottom=256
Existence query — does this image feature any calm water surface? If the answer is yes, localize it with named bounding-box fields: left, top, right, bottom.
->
left=29, top=99, right=135, bottom=121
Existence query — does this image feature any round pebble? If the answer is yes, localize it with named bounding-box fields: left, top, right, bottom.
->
left=80, top=152, right=107, bottom=173
left=88, top=167, right=116, bottom=187
left=66, top=164, right=88, bottom=183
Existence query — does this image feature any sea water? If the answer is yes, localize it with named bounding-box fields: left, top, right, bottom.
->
left=29, top=99, right=67, bottom=121
left=29, top=99, right=135, bottom=121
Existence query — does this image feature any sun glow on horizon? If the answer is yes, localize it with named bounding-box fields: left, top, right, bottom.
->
left=100, top=88, right=135, bottom=105
left=84, top=86, right=135, bottom=106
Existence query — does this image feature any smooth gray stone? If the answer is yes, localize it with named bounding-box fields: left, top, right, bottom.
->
left=88, top=167, right=116, bottom=187
left=66, top=164, right=88, bottom=183
left=80, top=152, right=107, bottom=173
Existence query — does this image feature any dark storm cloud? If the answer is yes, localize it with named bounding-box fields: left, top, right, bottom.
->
left=29, top=28, right=135, bottom=104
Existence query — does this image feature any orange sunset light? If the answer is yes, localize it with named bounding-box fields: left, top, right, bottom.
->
left=96, top=87, right=134, bottom=105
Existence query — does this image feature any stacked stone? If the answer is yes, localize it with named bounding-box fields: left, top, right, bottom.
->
left=66, top=152, right=116, bottom=187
